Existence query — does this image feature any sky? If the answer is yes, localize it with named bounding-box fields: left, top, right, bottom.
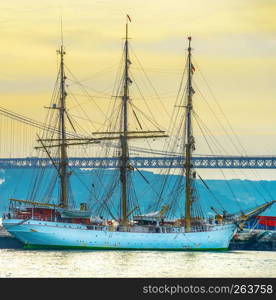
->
left=0, top=0, right=276, bottom=179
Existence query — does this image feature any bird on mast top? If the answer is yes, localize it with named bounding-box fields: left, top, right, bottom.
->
left=124, top=14, right=132, bottom=40
left=127, top=14, right=131, bottom=23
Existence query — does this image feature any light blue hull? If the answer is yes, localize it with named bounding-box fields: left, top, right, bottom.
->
left=3, top=219, right=237, bottom=251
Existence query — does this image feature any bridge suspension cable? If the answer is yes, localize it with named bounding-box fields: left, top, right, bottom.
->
left=0, top=105, right=178, bottom=157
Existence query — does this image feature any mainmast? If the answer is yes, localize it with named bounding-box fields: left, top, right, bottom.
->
left=184, top=36, right=195, bottom=232
left=120, top=15, right=131, bottom=225
left=57, top=44, right=69, bottom=208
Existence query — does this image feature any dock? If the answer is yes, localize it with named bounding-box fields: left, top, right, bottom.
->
left=229, top=240, right=276, bottom=251
left=0, top=226, right=23, bottom=249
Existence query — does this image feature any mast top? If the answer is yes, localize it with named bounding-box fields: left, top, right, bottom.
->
left=125, top=14, right=131, bottom=40
left=59, top=5, right=64, bottom=45
left=126, top=14, right=131, bottom=24
left=188, top=36, right=192, bottom=51
left=57, top=14, right=66, bottom=56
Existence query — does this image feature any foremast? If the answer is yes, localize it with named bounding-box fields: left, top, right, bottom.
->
left=57, top=44, right=69, bottom=209
left=120, top=15, right=131, bottom=225
left=184, top=37, right=195, bottom=232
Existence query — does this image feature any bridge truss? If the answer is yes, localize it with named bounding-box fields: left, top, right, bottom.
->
left=1, top=156, right=276, bottom=169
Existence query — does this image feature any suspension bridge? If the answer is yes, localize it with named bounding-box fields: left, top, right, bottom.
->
left=0, top=106, right=275, bottom=169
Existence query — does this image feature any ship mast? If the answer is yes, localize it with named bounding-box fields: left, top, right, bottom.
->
left=57, top=44, right=69, bottom=209
left=120, top=15, right=131, bottom=225
left=34, top=17, right=168, bottom=217
left=184, top=36, right=195, bottom=232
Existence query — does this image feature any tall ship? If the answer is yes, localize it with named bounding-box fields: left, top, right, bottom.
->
left=2, top=18, right=275, bottom=250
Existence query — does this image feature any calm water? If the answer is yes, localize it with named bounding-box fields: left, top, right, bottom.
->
left=0, top=249, right=275, bottom=277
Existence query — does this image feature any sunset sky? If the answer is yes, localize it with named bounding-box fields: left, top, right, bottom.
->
left=0, top=0, right=276, bottom=168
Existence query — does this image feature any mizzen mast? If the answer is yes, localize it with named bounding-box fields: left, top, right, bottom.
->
left=184, top=36, right=195, bottom=232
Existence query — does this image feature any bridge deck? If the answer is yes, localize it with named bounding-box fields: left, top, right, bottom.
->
left=0, top=156, right=276, bottom=169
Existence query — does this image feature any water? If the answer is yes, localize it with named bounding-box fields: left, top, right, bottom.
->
left=0, top=249, right=275, bottom=277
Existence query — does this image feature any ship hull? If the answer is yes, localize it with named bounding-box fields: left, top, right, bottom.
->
left=3, top=219, right=237, bottom=251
